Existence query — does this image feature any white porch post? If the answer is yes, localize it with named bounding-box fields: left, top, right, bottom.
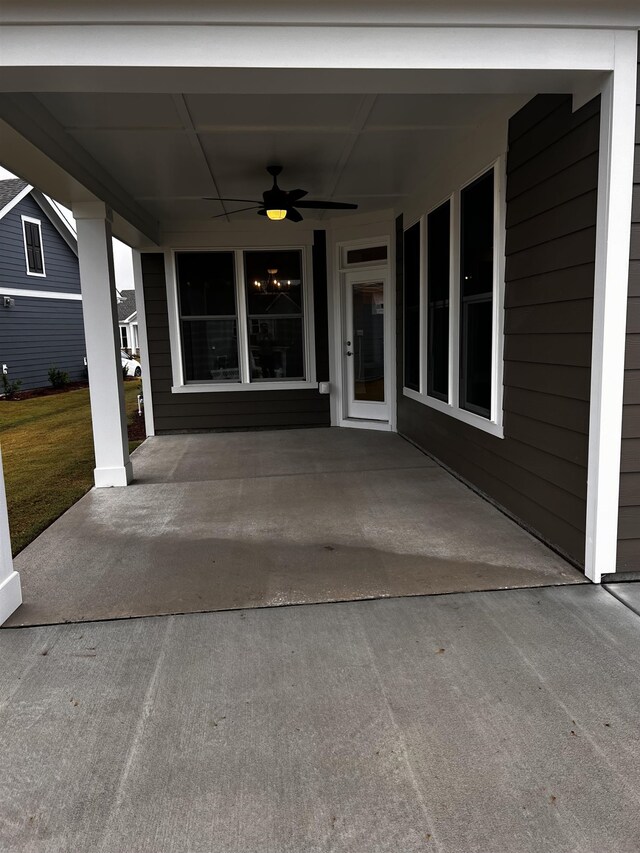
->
left=0, top=446, right=22, bottom=624
left=132, top=249, right=155, bottom=437
left=74, top=201, right=133, bottom=488
left=585, top=31, right=638, bottom=582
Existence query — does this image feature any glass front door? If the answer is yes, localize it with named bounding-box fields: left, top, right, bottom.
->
left=344, top=271, right=389, bottom=421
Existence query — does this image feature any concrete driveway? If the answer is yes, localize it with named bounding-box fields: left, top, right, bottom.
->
left=1, top=584, right=640, bottom=852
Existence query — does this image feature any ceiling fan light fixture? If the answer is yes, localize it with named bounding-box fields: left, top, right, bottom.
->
left=266, top=208, right=287, bottom=221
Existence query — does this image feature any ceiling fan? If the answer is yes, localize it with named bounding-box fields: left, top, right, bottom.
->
left=205, top=165, right=358, bottom=222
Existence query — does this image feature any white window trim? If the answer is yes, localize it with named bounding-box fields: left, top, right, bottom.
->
left=21, top=215, right=46, bottom=277
left=166, top=246, right=317, bottom=393
left=403, top=157, right=506, bottom=440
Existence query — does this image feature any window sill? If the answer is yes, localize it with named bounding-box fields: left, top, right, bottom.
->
left=403, top=387, right=504, bottom=438
left=171, top=381, right=319, bottom=394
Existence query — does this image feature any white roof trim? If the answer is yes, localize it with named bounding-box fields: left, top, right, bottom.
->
left=0, top=183, right=32, bottom=222
left=121, top=311, right=137, bottom=324
left=31, top=190, right=78, bottom=256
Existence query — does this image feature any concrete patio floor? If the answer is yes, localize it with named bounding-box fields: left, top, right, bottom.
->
left=2, top=584, right=640, bottom=853
left=6, top=428, right=583, bottom=626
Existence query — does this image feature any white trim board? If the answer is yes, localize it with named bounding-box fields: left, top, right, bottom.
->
left=0, top=286, right=81, bottom=301
left=0, top=182, right=31, bottom=221
left=585, top=31, right=639, bottom=583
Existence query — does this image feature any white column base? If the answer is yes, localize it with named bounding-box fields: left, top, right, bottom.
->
left=0, top=570, right=22, bottom=626
left=94, top=462, right=133, bottom=488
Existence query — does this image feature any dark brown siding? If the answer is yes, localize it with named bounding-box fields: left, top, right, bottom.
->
left=141, top=239, right=330, bottom=433
left=618, top=47, right=640, bottom=570
left=397, top=94, right=600, bottom=567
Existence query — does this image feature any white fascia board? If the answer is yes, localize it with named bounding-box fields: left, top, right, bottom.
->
left=31, top=190, right=78, bottom=256
left=1, top=1, right=640, bottom=28
left=0, top=183, right=32, bottom=221
left=123, top=311, right=137, bottom=323
left=0, top=26, right=621, bottom=74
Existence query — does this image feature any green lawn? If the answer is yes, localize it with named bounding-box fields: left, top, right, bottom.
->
left=0, top=382, right=143, bottom=556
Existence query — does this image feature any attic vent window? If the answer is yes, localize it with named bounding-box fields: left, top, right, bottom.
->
left=21, top=216, right=46, bottom=277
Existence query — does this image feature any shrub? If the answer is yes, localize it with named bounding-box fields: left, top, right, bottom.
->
left=48, top=367, right=69, bottom=389
left=1, top=372, right=22, bottom=400
left=122, top=363, right=130, bottom=380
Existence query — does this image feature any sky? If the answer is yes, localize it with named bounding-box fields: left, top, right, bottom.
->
left=0, top=165, right=135, bottom=290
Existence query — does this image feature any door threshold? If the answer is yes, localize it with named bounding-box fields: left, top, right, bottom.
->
left=338, top=418, right=393, bottom=432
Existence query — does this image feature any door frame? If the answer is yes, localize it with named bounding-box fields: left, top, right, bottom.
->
left=329, top=232, right=396, bottom=431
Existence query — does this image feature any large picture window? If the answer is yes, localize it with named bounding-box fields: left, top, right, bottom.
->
left=426, top=200, right=450, bottom=402
left=460, top=170, right=494, bottom=417
left=244, top=250, right=305, bottom=381
left=175, top=248, right=309, bottom=387
left=403, top=221, right=421, bottom=392
left=402, top=161, right=503, bottom=438
left=177, top=251, right=240, bottom=383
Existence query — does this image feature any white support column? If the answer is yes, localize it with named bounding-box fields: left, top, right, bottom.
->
left=585, top=31, right=638, bottom=583
left=0, top=445, right=22, bottom=625
left=74, top=201, right=132, bottom=487
left=132, top=249, right=155, bottom=437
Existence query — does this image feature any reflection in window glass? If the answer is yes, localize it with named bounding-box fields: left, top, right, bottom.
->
left=403, top=223, right=420, bottom=392
left=427, top=201, right=450, bottom=402
left=244, top=250, right=305, bottom=381
left=181, top=319, right=240, bottom=382
left=177, top=252, right=236, bottom=316
left=460, top=170, right=494, bottom=417
left=176, top=252, right=240, bottom=382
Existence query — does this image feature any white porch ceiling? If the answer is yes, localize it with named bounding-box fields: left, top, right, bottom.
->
left=32, top=92, right=524, bottom=225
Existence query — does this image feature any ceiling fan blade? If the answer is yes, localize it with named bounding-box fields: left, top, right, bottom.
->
left=204, top=197, right=261, bottom=204
left=287, top=207, right=304, bottom=223
left=286, top=189, right=308, bottom=202
left=294, top=200, right=358, bottom=210
left=210, top=206, right=262, bottom=219
left=257, top=209, right=267, bottom=216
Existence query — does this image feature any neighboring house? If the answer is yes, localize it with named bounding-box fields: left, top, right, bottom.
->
left=0, top=3, right=639, bottom=624
left=117, top=289, right=139, bottom=356
left=0, top=179, right=86, bottom=391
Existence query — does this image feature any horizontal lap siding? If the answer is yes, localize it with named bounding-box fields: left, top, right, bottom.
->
left=0, top=296, right=86, bottom=389
left=0, top=195, right=80, bottom=294
left=618, top=48, right=640, bottom=570
left=141, top=243, right=330, bottom=433
left=397, top=94, right=599, bottom=567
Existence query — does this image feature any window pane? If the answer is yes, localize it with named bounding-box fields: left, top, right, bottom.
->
left=177, top=252, right=236, bottom=316
left=182, top=319, right=240, bottom=382
left=427, top=201, right=450, bottom=401
left=461, top=299, right=492, bottom=414
left=248, top=318, right=304, bottom=380
left=346, top=245, right=387, bottom=265
left=353, top=281, right=385, bottom=402
left=403, top=222, right=420, bottom=392
left=244, top=250, right=303, bottom=316
left=460, top=170, right=494, bottom=416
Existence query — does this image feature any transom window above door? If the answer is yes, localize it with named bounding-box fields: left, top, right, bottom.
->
left=174, top=248, right=314, bottom=390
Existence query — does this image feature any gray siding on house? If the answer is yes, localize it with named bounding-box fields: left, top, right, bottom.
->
left=0, top=192, right=85, bottom=390
left=0, top=295, right=86, bottom=389
left=618, top=50, right=640, bottom=570
left=141, top=244, right=330, bottom=433
left=0, top=194, right=80, bottom=294
left=397, top=94, right=600, bottom=567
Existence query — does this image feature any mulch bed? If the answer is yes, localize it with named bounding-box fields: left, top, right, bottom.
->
left=128, top=409, right=147, bottom=442
left=4, top=381, right=89, bottom=401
